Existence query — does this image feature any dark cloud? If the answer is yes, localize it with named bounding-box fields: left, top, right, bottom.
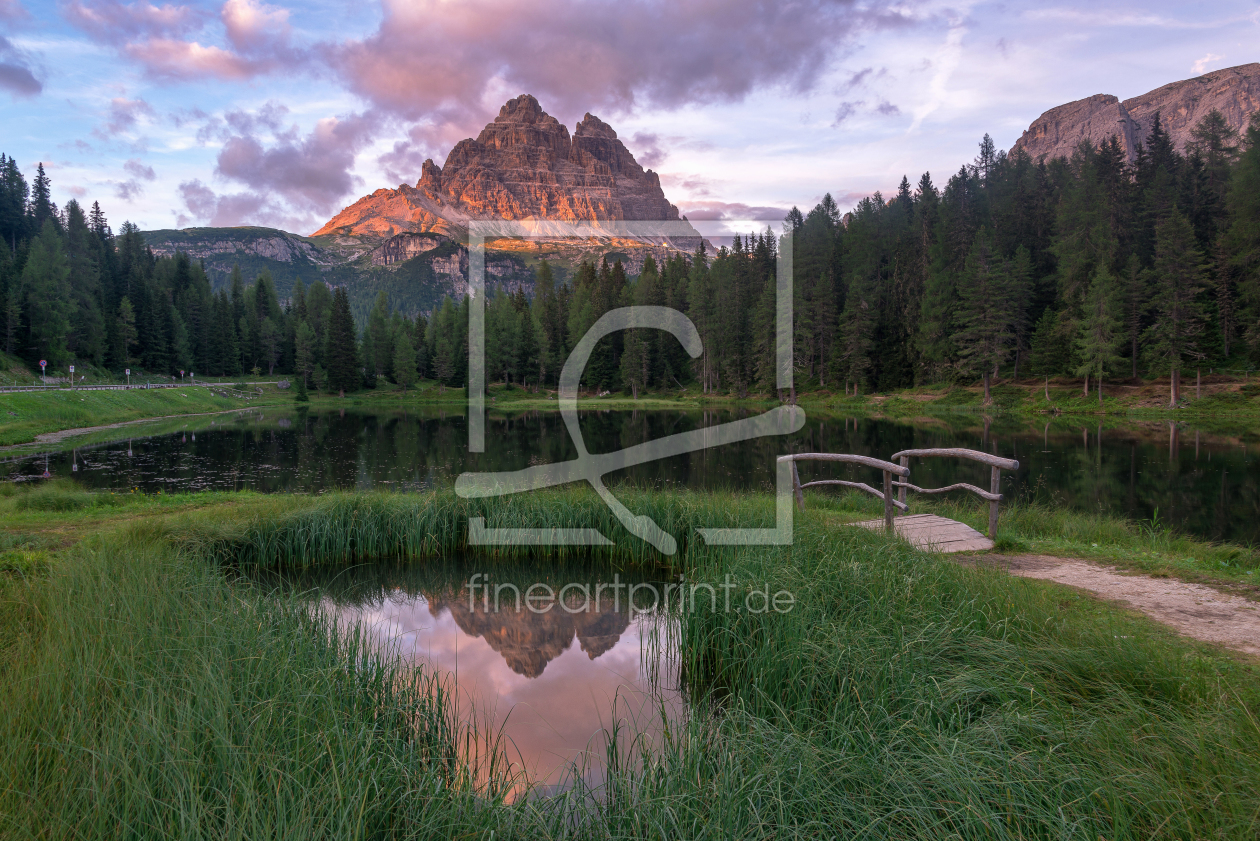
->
left=177, top=178, right=314, bottom=230
left=97, top=96, right=155, bottom=136
left=123, top=158, right=156, bottom=179
left=329, top=0, right=914, bottom=131
left=113, top=179, right=144, bottom=200
left=213, top=111, right=374, bottom=215
left=674, top=200, right=787, bottom=222
left=0, top=35, right=41, bottom=97
left=841, top=67, right=873, bottom=91
left=629, top=132, right=665, bottom=168
left=876, top=100, right=901, bottom=116
left=832, top=101, right=863, bottom=127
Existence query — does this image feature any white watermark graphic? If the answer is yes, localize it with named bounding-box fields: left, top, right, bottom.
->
left=455, top=220, right=802, bottom=554
left=465, top=573, right=796, bottom=616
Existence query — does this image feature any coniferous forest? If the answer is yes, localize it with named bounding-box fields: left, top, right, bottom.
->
left=2, top=109, right=1258, bottom=400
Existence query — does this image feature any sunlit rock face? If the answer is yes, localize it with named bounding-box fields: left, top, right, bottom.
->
left=1011, top=63, right=1260, bottom=163
left=313, top=95, right=682, bottom=240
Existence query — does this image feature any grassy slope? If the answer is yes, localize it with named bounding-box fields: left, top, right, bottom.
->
left=2, top=486, right=1259, bottom=837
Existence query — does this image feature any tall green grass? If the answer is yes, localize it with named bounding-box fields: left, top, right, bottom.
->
left=3, top=489, right=1260, bottom=838
left=0, top=537, right=531, bottom=838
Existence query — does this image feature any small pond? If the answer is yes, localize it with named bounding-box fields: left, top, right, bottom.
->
left=304, top=564, right=684, bottom=797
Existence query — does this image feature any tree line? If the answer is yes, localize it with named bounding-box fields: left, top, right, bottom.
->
left=3, top=108, right=1258, bottom=402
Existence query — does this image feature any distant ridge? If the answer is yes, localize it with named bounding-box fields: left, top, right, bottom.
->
left=1011, top=63, right=1260, bottom=163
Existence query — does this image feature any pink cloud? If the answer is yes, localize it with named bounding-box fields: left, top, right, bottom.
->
left=221, top=0, right=289, bottom=53
left=329, top=0, right=912, bottom=131
left=124, top=37, right=256, bottom=79
left=62, top=1, right=204, bottom=41
left=0, top=0, right=30, bottom=22
left=65, top=0, right=294, bottom=80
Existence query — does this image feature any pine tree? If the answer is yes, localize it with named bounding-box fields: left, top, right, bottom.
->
left=1074, top=264, right=1124, bottom=402
left=1146, top=211, right=1208, bottom=404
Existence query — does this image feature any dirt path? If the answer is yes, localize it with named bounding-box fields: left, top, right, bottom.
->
left=983, top=554, right=1260, bottom=656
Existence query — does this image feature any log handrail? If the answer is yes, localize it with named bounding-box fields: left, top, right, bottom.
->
left=889, top=448, right=1020, bottom=539
left=801, top=480, right=910, bottom=511
left=892, top=481, right=1000, bottom=502
left=888, top=448, right=1018, bottom=471
left=778, top=453, right=909, bottom=476
left=777, top=453, right=909, bottom=533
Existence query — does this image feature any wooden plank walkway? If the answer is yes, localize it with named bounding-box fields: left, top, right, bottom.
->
left=851, top=513, right=994, bottom=553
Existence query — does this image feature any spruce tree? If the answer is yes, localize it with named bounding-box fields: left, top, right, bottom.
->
left=1074, top=264, right=1124, bottom=402
left=22, top=220, right=72, bottom=366
left=953, top=228, right=1015, bottom=403
left=325, top=286, right=359, bottom=394
left=392, top=325, right=417, bottom=392
left=1146, top=211, right=1208, bottom=404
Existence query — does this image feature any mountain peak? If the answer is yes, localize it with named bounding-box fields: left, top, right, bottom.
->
left=313, top=95, right=683, bottom=239
left=1011, top=63, right=1260, bottom=163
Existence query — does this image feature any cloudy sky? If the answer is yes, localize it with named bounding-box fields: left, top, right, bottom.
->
left=2, top=0, right=1256, bottom=234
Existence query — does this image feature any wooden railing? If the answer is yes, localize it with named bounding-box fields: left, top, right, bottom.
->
left=888, top=448, right=1019, bottom=539
left=778, top=453, right=910, bottom=533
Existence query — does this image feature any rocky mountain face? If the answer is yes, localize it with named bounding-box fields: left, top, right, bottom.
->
left=313, top=94, right=690, bottom=240
left=427, top=589, right=631, bottom=678
left=1011, top=63, right=1260, bottom=162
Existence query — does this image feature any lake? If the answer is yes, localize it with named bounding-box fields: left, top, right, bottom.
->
left=5, top=407, right=1258, bottom=544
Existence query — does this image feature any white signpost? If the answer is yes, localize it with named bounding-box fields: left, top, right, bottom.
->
left=39, top=359, right=46, bottom=384
left=69, top=364, right=75, bottom=390
left=125, top=368, right=130, bottom=387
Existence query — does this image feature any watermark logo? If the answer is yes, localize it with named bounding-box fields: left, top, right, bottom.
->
left=465, top=573, right=796, bottom=616
left=454, top=220, right=803, bottom=554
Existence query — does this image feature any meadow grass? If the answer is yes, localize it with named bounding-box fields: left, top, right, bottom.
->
left=1, top=487, right=1259, bottom=837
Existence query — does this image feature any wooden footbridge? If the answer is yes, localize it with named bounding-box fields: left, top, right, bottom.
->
left=778, top=448, right=1020, bottom=553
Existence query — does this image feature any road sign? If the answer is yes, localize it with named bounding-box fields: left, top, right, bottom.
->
left=69, top=365, right=74, bottom=373
left=125, top=368, right=130, bottom=375
left=38, top=359, right=46, bottom=368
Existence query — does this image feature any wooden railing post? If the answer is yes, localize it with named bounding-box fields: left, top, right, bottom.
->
left=898, top=456, right=909, bottom=505
left=791, top=460, right=805, bottom=511
left=882, top=470, right=894, bottom=533
left=988, top=466, right=1001, bottom=539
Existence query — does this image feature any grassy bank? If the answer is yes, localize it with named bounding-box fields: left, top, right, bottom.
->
left=0, top=387, right=274, bottom=447
left=5, top=371, right=1260, bottom=451
left=3, top=486, right=1260, bottom=837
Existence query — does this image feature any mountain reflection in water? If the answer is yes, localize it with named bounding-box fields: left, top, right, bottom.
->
left=321, top=572, right=682, bottom=794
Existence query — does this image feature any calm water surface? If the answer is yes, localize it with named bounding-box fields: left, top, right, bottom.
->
left=304, top=564, right=682, bottom=796
left=5, top=407, right=1258, bottom=544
